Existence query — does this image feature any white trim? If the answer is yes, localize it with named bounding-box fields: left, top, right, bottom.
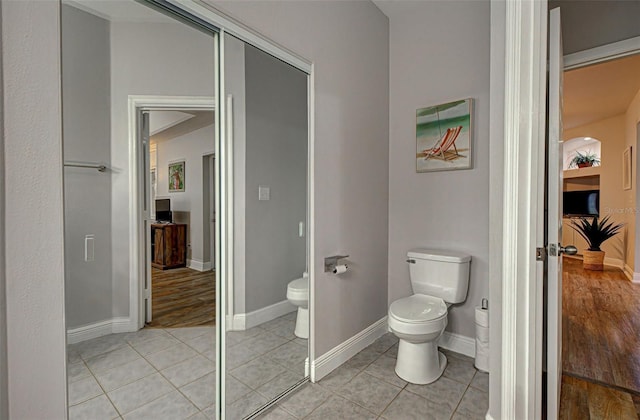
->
left=225, top=93, right=235, bottom=330
left=187, top=258, right=213, bottom=272
left=438, top=331, right=475, bottom=359
left=167, top=0, right=312, bottom=74
left=310, top=317, right=388, bottom=382
left=229, top=300, right=296, bottom=331
left=66, top=317, right=132, bottom=344
left=501, top=1, right=548, bottom=419
left=564, top=35, right=640, bottom=70
left=128, top=95, right=215, bottom=331
left=307, top=63, right=316, bottom=383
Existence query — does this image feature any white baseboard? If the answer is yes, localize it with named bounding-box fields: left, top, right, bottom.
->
left=623, top=264, right=636, bottom=282
left=485, top=413, right=495, bottom=420
left=438, top=331, right=475, bottom=358
left=187, top=259, right=213, bottom=272
left=604, top=257, right=624, bottom=269
left=66, top=317, right=133, bottom=344
left=228, top=299, right=296, bottom=331
left=310, top=316, right=388, bottom=382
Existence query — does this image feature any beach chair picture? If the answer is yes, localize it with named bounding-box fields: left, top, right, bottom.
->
left=416, top=99, right=472, bottom=172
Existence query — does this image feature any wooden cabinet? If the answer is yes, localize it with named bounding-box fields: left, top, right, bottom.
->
left=151, top=223, right=187, bottom=269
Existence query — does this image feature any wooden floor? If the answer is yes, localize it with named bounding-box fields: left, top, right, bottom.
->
left=146, top=267, right=215, bottom=328
left=560, top=257, right=640, bottom=419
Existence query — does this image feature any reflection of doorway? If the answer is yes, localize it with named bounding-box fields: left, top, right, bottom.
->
left=558, top=53, right=640, bottom=412
left=146, top=109, right=215, bottom=328
left=128, top=97, right=215, bottom=329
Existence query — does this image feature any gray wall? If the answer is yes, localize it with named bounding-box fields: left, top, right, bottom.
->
left=382, top=0, right=491, bottom=339
left=549, top=0, right=640, bottom=54
left=62, top=5, right=113, bottom=329
left=110, top=21, right=215, bottom=317
left=489, top=1, right=506, bottom=417
left=212, top=0, right=390, bottom=355
left=0, top=2, right=7, bottom=416
left=1, top=1, right=67, bottom=417
left=225, top=35, right=248, bottom=313
left=244, top=45, right=308, bottom=313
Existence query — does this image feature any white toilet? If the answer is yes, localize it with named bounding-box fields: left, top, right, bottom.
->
left=287, top=273, right=309, bottom=339
left=388, top=249, right=471, bottom=384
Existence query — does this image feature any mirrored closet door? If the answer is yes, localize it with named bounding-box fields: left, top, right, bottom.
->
left=62, top=1, right=219, bottom=418
left=62, top=1, right=310, bottom=418
left=221, top=32, right=310, bottom=419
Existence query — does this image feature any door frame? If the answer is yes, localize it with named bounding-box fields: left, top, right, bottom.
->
left=494, top=2, right=640, bottom=419
left=128, top=95, right=216, bottom=330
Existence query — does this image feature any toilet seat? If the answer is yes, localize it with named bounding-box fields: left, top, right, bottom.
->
left=287, top=278, right=308, bottom=301
left=389, top=294, right=447, bottom=324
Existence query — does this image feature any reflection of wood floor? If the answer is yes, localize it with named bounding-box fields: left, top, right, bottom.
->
left=559, top=257, right=640, bottom=418
left=146, top=267, right=215, bottom=328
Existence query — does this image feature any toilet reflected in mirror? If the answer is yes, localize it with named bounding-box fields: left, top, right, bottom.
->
left=287, top=273, right=309, bottom=339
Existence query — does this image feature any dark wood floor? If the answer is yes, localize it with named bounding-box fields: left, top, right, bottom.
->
left=560, top=257, right=640, bottom=419
left=146, top=267, right=215, bottom=328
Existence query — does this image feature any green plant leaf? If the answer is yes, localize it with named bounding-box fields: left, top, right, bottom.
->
left=569, top=215, right=623, bottom=251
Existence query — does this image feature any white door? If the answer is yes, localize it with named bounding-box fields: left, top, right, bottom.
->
left=140, top=110, right=153, bottom=325
left=546, top=7, right=566, bottom=419
left=210, top=154, right=215, bottom=270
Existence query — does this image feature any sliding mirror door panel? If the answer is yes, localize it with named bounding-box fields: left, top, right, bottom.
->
left=223, top=33, right=309, bottom=418
left=62, top=1, right=218, bottom=418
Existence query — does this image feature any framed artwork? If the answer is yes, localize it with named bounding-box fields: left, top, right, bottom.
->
left=416, top=98, right=473, bottom=172
left=623, top=147, right=632, bottom=190
left=168, top=160, right=185, bottom=192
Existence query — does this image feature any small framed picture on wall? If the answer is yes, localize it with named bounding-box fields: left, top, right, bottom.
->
left=168, top=160, right=185, bottom=192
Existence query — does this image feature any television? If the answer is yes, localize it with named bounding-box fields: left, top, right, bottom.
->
left=155, top=199, right=172, bottom=223
left=563, top=190, right=599, bottom=217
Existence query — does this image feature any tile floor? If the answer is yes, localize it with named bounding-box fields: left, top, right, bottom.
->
left=66, top=312, right=307, bottom=420
left=254, top=334, right=489, bottom=420
left=67, top=315, right=488, bottom=420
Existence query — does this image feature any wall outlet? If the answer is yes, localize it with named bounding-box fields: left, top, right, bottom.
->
left=85, top=235, right=95, bottom=262
left=258, top=185, right=270, bottom=201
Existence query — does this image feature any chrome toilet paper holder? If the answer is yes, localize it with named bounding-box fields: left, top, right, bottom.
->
left=324, top=255, right=349, bottom=272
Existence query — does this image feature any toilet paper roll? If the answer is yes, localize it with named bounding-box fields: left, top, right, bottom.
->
left=475, top=306, right=490, bottom=372
left=333, top=264, right=348, bottom=274
left=475, top=307, right=489, bottom=327
left=476, top=325, right=490, bottom=342
left=475, top=338, right=489, bottom=372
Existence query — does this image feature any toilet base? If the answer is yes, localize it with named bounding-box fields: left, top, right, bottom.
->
left=294, top=307, right=309, bottom=339
left=395, top=339, right=447, bottom=384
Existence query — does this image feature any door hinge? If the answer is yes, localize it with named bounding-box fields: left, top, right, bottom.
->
left=536, top=247, right=547, bottom=261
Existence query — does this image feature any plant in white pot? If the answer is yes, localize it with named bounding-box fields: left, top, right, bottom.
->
left=570, top=216, right=624, bottom=270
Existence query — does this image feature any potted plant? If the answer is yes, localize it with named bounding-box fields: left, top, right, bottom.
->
left=570, top=216, right=623, bottom=270
left=569, top=151, right=600, bottom=168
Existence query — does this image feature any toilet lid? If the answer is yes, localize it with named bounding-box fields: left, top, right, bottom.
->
left=389, top=295, right=447, bottom=323
left=288, top=277, right=308, bottom=292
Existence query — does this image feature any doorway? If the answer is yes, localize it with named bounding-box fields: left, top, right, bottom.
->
left=140, top=108, right=216, bottom=328
left=557, top=53, right=640, bottom=415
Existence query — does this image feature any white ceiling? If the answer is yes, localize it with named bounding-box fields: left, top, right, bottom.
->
left=149, top=111, right=195, bottom=136
left=64, top=0, right=173, bottom=22
left=563, top=53, right=640, bottom=130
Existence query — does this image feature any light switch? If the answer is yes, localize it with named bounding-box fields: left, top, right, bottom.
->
left=258, top=185, right=270, bottom=201
left=85, top=234, right=95, bottom=262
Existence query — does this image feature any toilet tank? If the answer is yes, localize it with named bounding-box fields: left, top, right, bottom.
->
left=407, top=248, right=471, bottom=304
